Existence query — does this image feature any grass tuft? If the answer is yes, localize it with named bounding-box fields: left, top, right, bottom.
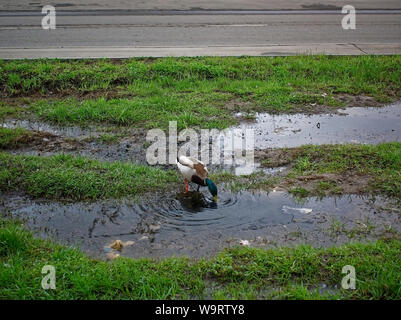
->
left=0, top=218, right=400, bottom=300
left=0, top=152, right=179, bottom=200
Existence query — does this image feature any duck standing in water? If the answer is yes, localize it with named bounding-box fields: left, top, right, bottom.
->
left=176, top=155, right=218, bottom=202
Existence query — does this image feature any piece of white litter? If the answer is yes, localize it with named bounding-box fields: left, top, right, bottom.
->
left=124, top=240, right=135, bottom=247
left=282, top=205, right=313, bottom=214
left=239, top=240, right=250, bottom=246
left=149, top=224, right=161, bottom=233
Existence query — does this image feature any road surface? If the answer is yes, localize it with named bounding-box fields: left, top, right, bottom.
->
left=2, top=0, right=401, bottom=11
left=0, top=1, right=400, bottom=58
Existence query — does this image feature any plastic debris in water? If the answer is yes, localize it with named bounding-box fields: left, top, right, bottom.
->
left=106, top=252, right=120, bottom=260
left=110, top=240, right=124, bottom=251
left=109, top=239, right=135, bottom=252
left=282, top=206, right=313, bottom=214
left=104, top=240, right=135, bottom=260
left=149, top=224, right=161, bottom=233
left=239, top=240, right=250, bottom=246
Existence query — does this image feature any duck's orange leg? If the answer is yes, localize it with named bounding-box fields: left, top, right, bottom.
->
left=184, top=179, right=189, bottom=192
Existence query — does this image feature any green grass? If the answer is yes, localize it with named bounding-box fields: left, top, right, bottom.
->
left=259, top=142, right=401, bottom=198
left=289, top=143, right=401, bottom=198
left=289, top=187, right=310, bottom=198
left=0, top=152, right=179, bottom=201
left=2, top=56, right=400, bottom=98
left=0, top=127, right=35, bottom=149
left=96, top=133, right=122, bottom=144
left=29, top=94, right=235, bottom=130
left=0, top=102, right=27, bottom=121
left=1, top=218, right=400, bottom=299
left=0, top=142, right=399, bottom=201
left=1, top=57, right=400, bottom=300
left=290, top=143, right=401, bottom=174
left=1, top=55, right=400, bottom=129
left=212, top=143, right=401, bottom=199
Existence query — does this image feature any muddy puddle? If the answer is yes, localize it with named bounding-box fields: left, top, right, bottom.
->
left=2, top=102, right=401, bottom=174
left=1, top=119, right=149, bottom=164
left=1, top=119, right=97, bottom=139
left=233, top=102, right=401, bottom=149
left=1, top=191, right=399, bottom=259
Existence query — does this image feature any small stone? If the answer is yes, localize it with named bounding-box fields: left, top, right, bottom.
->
left=239, top=240, right=250, bottom=246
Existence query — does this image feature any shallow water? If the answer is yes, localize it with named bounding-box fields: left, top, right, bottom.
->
left=2, top=103, right=400, bottom=259
left=3, top=103, right=401, bottom=175
left=1, top=191, right=399, bottom=259
left=233, top=102, right=401, bottom=149
left=1, top=119, right=95, bottom=138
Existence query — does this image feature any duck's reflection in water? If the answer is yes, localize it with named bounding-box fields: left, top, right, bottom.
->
left=176, top=191, right=217, bottom=211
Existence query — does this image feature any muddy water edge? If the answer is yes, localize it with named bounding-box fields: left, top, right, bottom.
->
left=1, top=102, right=401, bottom=259
left=1, top=190, right=400, bottom=259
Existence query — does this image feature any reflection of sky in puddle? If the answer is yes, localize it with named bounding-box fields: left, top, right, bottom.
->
left=203, top=102, right=401, bottom=175
left=1, top=119, right=94, bottom=138
left=229, top=102, right=401, bottom=149
left=234, top=164, right=286, bottom=176
left=3, top=102, right=400, bottom=176
left=1, top=191, right=396, bottom=259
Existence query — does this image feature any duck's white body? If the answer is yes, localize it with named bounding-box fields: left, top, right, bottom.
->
left=176, top=155, right=217, bottom=201
left=176, top=160, right=195, bottom=181
left=176, top=155, right=208, bottom=184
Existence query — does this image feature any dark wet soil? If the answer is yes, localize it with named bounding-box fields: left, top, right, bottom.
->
left=1, top=190, right=399, bottom=260
left=281, top=172, right=373, bottom=195
left=1, top=119, right=149, bottom=164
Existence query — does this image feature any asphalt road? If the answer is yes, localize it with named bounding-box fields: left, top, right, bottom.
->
left=0, top=6, right=400, bottom=58
left=2, top=0, right=401, bottom=11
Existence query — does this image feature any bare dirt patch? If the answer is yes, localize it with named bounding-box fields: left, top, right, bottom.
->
left=253, top=146, right=386, bottom=197
left=16, top=131, right=82, bottom=152
left=279, top=172, right=373, bottom=195
left=0, top=128, right=82, bottom=152
left=255, top=148, right=301, bottom=167
left=224, top=98, right=252, bottom=112
left=336, top=94, right=383, bottom=108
